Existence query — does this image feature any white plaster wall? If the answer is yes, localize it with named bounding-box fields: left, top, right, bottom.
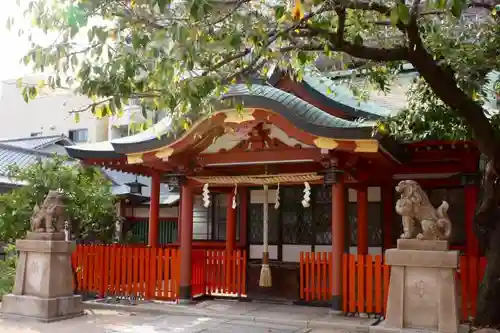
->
left=249, top=245, right=278, bottom=260
left=250, top=189, right=277, bottom=204
left=128, top=206, right=179, bottom=218
left=348, top=187, right=381, bottom=202
left=282, top=245, right=312, bottom=262
left=348, top=247, right=382, bottom=256
left=0, top=77, right=108, bottom=142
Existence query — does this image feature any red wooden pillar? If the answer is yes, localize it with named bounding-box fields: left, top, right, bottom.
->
left=331, top=173, right=345, bottom=311
left=226, top=193, right=237, bottom=288
left=465, top=182, right=479, bottom=256
left=382, top=185, right=394, bottom=251
left=148, top=170, right=161, bottom=247
left=179, top=182, right=194, bottom=303
left=357, top=185, right=368, bottom=255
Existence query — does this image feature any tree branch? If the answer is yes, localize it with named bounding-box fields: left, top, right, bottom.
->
left=303, top=26, right=409, bottom=61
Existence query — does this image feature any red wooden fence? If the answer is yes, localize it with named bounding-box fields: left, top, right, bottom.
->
left=72, top=245, right=247, bottom=301
left=72, top=244, right=181, bottom=301
left=341, top=254, right=390, bottom=315
left=299, top=252, right=332, bottom=302
left=205, top=249, right=247, bottom=296
left=459, top=256, right=487, bottom=321
left=297, top=252, right=487, bottom=321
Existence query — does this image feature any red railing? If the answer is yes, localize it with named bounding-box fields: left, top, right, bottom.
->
left=299, top=252, right=332, bottom=302
left=459, top=256, right=487, bottom=321
left=342, top=254, right=391, bottom=315
left=72, top=244, right=181, bottom=300
left=205, top=249, right=247, bottom=296
left=296, top=252, right=487, bottom=321
left=72, top=245, right=246, bottom=301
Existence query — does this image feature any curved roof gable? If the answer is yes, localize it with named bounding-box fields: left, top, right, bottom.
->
left=66, top=83, right=376, bottom=159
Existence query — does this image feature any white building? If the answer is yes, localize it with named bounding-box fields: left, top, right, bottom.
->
left=0, top=75, right=157, bottom=144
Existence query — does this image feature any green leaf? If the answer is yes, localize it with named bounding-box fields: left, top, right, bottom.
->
left=451, top=0, right=466, bottom=18
left=157, top=0, right=168, bottom=12
left=274, top=6, right=286, bottom=20
left=74, top=112, right=80, bottom=123
left=397, top=3, right=410, bottom=25
left=390, top=6, right=399, bottom=26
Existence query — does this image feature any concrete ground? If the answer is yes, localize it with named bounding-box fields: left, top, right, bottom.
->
left=86, top=298, right=377, bottom=330
left=0, top=308, right=367, bottom=333
left=0, top=299, right=378, bottom=333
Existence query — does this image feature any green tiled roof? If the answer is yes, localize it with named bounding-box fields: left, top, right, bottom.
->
left=301, top=73, right=392, bottom=119
left=222, top=84, right=369, bottom=129
left=67, top=83, right=374, bottom=158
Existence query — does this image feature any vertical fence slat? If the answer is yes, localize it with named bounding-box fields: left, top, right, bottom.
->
left=321, top=252, right=328, bottom=301
left=366, top=254, right=373, bottom=314
left=139, top=247, right=145, bottom=299
left=242, top=250, right=247, bottom=296
left=166, top=249, right=175, bottom=298
left=126, top=247, right=133, bottom=296
left=305, top=252, right=310, bottom=302
left=328, top=252, right=333, bottom=299
left=357, top=254, right=365, bottom=313
left=236, top=250, right=242, bottom=296
left=342, top=253, right=348, bottom=312
left=469, top=256, right=478, bottom=318
left=374, top=255, right=382, bottom=314
left=348, top=254, right=356, bottom=313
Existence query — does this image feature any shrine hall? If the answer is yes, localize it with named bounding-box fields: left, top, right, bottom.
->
left=65, top=69, right=481, bottom=309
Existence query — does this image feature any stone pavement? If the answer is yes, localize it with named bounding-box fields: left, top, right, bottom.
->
left=0, top=307, right=371, bottom=333
left=85, top=298, right=377, bottom=331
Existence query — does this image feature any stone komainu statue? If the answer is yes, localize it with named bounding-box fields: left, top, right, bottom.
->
left=395, top=180, right=452, bottom=240
left=31, top=190, right=68, bottom=233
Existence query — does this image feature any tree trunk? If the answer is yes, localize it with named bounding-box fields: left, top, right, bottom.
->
left=474, top=224, right=500, bottom=327
left=473, top=159, right=500, bottom=328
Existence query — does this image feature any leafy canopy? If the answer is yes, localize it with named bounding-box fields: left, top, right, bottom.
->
left=0, top=156, right=118, bottom=242
left=9, top=0, right=500, bottom=141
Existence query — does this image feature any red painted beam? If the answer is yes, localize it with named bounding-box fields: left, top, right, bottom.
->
left=196, top=148, right=324, bottom=166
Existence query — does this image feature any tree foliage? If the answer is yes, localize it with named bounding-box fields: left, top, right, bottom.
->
left=0, top=156, right=118, bottom=243
left=7, top=0, right=500, bottom=327
left=382, top=76, right=500, bottom=141
left=11, top=0, right=500, bottom=147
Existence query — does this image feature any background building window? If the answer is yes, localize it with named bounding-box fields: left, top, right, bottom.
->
left=68, top=129, right=88, bottom=143
left=192, top=193, right=240, bottom=241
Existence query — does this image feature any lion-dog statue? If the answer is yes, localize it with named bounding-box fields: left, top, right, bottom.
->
left=395, top=180, right=452, bottom=240
left=30, top=190, right=67, bottom=233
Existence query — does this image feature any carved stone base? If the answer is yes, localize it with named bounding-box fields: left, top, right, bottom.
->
left=0, top=235, right=83, bottom=322
left=380, top=240, right=459, bottom=333
left=1, top=294, right=83, bottom=322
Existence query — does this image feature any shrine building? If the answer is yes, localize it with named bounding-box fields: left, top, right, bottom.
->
left=65, top=68, right=481, bottom=309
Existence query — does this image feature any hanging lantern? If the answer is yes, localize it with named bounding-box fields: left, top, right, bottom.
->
left=202, top=183, right=211, bottom=208
left=274, top=183, right=280, bottom=210
left=302, top=181, right=311, bottom=208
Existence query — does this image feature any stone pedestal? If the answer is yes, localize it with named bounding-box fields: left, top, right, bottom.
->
left=370, top=239, right=460, bottom=333
left=1, top=232, right=83, bottom=322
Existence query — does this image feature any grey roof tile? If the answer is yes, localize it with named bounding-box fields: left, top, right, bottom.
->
left=0, top=135, right=73, bottom=150
left=0, top=144, right=53, bottom=176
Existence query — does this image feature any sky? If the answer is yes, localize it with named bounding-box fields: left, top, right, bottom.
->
left=0, top=1, right=32, bottom=81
